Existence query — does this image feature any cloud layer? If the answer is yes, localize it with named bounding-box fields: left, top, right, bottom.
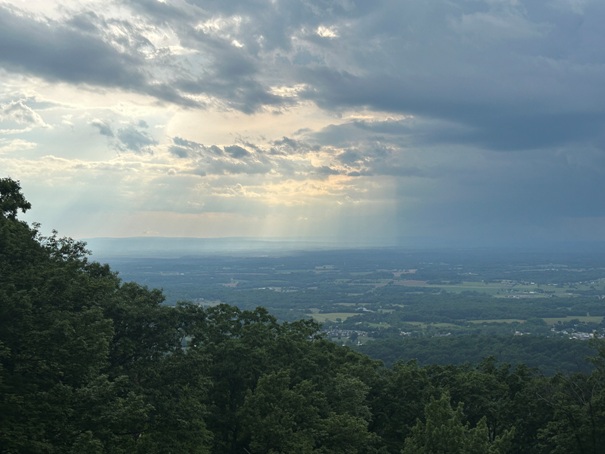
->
left=1, top=0, right=604, bottom=246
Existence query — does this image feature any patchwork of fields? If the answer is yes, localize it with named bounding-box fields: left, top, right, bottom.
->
left=101, top=248, right=605, bottom=340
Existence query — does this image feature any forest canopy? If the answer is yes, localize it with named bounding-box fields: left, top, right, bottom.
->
left=2, top=177, right=605, bottom=454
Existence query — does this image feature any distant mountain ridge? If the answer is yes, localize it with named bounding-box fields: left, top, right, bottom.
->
left=84, top=236, right=605, bottom=259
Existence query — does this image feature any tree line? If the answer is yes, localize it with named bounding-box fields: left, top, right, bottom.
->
left=2, top=177, right=605, bottom=453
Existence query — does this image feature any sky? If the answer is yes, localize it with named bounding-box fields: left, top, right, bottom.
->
left=1, top=0, right=605, bottom=249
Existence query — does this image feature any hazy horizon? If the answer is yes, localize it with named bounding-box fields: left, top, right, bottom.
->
left=83, top=235, right=605, bottom=260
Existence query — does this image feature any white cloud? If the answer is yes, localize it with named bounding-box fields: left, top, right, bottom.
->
left=0, top=138, right=37, bottom=153
left=0, top=99, right=49, bottom=133
left=316, top=25, right=338, bottom=38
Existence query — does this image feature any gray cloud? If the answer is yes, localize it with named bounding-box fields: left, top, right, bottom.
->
left=5, top=0, right=603, bottom=142
left=91, top=118, right=157, bottom=153
left=90, top=119, right=114, bottom=137
left=169, top=137, right=271, bottom=175
left=3, top=0, right=604, bottom=132
left=0, top=5, right=194, bottom=107
left=168, top=135, right=364, bottom=179
left=116, top=124, right=157, bottom=154
left=293, top=1, right=605, bottom=152
left=224, top=145, right=250, bottom=159
left=5, top=0, right=605, bottom=246
left=0, top=8, right=142, bottom=87
left=387, top=143, right=605, bottom=246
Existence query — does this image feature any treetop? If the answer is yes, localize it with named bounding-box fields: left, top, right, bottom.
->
left=0, top=178, right=31, bottom=219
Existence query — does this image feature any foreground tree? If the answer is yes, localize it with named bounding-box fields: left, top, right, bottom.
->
left=537, top=361, right=605, bottom=453
left=0, top=179, right=212, bottom=453
left=1, top=181, right=120, bottom=451
left=0, top=177, right=31, bottom=219
left=402, top=392, right=513, bottom=454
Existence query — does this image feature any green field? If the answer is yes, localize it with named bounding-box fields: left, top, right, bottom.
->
left=404, top=322, right=461, bottom=329
left=394, top=279, right=602, bottom=297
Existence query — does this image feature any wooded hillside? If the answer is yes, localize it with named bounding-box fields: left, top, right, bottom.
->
left=2, top=177, right=605, bottom=453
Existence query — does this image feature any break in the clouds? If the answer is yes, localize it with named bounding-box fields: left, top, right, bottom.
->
left=1, top=0, right=604, bottom=247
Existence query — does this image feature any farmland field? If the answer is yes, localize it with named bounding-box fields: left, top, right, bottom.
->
left=97, top=247, right=605, bottom=339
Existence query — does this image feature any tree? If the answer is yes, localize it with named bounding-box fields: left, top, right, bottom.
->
left=402, top=392, right=512, bottom=454
left=537, top=345, right=605, bottom=454
left=239, top=369, right=321, bottom=453
left=0, top=178, right=31, bottom=219
left=0, top=178, right=212, bottom=453
left=370, top=360, right=434, bottom=452
left=0, top=180, right=124, bottom=452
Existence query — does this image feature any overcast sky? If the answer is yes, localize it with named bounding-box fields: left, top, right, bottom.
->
left=1, top=0, right=604, bottom=248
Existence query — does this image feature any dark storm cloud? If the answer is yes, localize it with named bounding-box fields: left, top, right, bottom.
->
left=124, top=0, right=368, bottom=112
left=175, top=0, right=365, bottom=52
left=123, top=0, right=294, bottom=113
left=0, top=7, right=141, bottom=86
left=0, top=5, right=196, bottom=107
left=301, top=68, right=605, bottom=152
left=168, top=38, right=287, bottom=113
left=341, top=113, right=605, bottom=152
left=4, top=0, right=604, bottom=136
left=459, top=113, right=605, bottom=151
left=290, top=0, right=605, bottom=152
left=399, top=148, right=605, bottom=245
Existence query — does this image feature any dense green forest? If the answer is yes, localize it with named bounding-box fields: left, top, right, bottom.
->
left=356, top=335, right=597, bottom=376
left=3, top=177, right=605, bottom=453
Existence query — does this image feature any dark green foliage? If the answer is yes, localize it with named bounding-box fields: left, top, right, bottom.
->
left=239, top=370, right=323, bottom=453
left=0, top=178, right=31, bottom=219
left=0, top=179, right=211, bottom=453
left=358, top=335, right=596, bottom=375
left=536, top=350, right=605, bottom=454
left=369, top=360, right=434, bottom=451
left=402, top=392, right=512, bottom=454
left=4, top=177, right=605, bottom=453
